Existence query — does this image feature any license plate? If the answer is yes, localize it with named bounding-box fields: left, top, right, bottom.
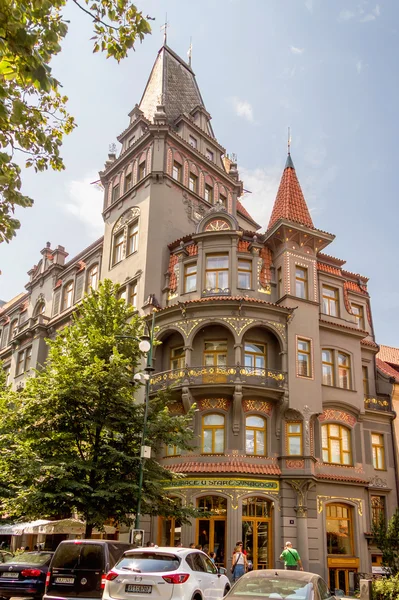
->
left=55, top=577, right=75, bottom=584
left=1, top=572, right=17, bottom=578
left=125, top=584, right=152, bottom=594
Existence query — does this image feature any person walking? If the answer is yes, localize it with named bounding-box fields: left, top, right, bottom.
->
left=280, top=541, right=304, bottom=571
left=231, top=544, right=247, bottom=582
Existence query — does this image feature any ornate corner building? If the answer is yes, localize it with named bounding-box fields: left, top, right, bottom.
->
left=0, top=43, right=397, bottom=595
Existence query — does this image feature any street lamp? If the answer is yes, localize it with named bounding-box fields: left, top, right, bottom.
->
left=116, top=310, right=156, bottom=531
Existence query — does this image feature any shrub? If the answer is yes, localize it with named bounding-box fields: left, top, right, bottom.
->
left=373, top=574, right=399, bottom=600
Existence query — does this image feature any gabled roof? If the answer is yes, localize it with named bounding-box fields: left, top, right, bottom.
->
left=377, top=344, right=399, bottom=367
left=376, top=358, right=399, bottom=383
left=139, top=44, right=213, bottom=134
left=268, top=154, right=314, bottom=230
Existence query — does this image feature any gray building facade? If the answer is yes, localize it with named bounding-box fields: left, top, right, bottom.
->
left=0, top=43, right=396, bottom=595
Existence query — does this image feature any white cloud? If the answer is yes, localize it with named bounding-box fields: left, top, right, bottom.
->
left=239, top=165, right=282, bottom=230
left=356, top=59, right=363, bottom=74
left=231, top=97, right=254, bottom=122
left=339, top=9, right=355, bottom=21
left=290, top=45, right=304, bottom=54
left=305, top=0, right=313, bottom=13
left=339, top=4, right=380, bottom=22
left=63, top=174, right=104, bottom=236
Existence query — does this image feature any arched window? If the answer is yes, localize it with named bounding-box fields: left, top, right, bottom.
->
left=322, top=424, right=352, bottom=465
left=34, top=301, right=46, bottom=317
left=202, top=414, right=225, bottom=454
left=111, top=208, right=140, bottom=267
left=9, top=319, right=18, bottom=342
left=246, top=415, right=266, bottom=456
left=326, top=503, right=353, bottom=555
left=62, top=281, right=74, bottom=310
left=88, top=264, right=99, bottom=290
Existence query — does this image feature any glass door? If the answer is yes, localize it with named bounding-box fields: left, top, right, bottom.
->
left=242, top=497, right=272, bottom=569
left=197, top=496, right=227, bottom=566
left=203, top=341, right=227, bottom=383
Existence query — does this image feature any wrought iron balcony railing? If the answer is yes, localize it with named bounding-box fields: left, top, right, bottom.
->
left=150, top=365, right=286, bottom=393
left=364, top=395, right=391, bottom=412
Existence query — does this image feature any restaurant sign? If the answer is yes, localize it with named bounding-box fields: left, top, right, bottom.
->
left=163, top=478, right=279, bottom=491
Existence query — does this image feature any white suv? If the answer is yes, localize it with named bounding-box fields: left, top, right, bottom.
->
left=103, top=547, right=230, bottom=600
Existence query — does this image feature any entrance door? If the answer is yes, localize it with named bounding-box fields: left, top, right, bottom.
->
left=197, top=496, right=227, bottom=567
left=329, top=568, right=357, bottom=596
left=242, top=497, right=273, bottom=569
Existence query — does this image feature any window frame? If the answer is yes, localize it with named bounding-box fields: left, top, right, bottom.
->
left=170, top=346, right=185, bottom=370
left=165, top=444, right=181, bottom=457
left=244, top=341, right=266, bottom=372
left=184, top=262, right=197, bottom=293
left=172, top=161, right=182, bottom=182
left=204, top=183, right=213, bottom=203
left=297, top=337, right=312, bottom=379
left=295, top=266, right=308, bottom=299
left=202, top=413, right=225, bottom=454
left=322, top=349, right=335, bottom=386
left=127, top=219, right=139, bottom=256
left=363, top=365, right=369, bottom=395
left=322, top=285, right=339, bottom=317
left=205, top=253, right=229, bottom=291
left=206, top=148, right=214, bottom=161
left=219, top=193, right=227, bottom=208
left=112, top=230, right=124, bottom=266
left=337, top=352, right=351, bottom=390
left=189, top=172, right=198, bottom=193
left=245, top=415, right=266, bottom=456
left=277, top=267, right=282, bottom=298
left=286, top=421, right=303, bottom=456
left=189, top=135, right=197, bottom=148
left=371, top=495, right=386, bottom=527
left=128, top=281, right=138, bottom=308
left=352, top=303, right=365, bottom=329
left=138, top=160, right=146, bottom=180
left=237, top=258, right=252, bottom=290
left=87, top=264, right=99, bottom=291
left=15, top=345, right=32, bottom=376
left=9, top=319, right=18, bottom=343
left=112, top=183, right=120, bottom=203
left=63, top=281, right=74, bottom=311
left=326, top=503, right=354, bottom=556
left=371, top=433, right=385, bottom=470
left=124, top=172, right=132, bottom=192
left=322, top=423, right=352, bottom=465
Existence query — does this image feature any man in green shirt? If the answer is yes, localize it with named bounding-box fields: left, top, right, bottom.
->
left=280, top=541, right=304, bottom=571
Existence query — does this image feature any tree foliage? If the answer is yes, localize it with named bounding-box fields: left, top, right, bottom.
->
left=0, top=0, right=152, bottom=243
left=373, top=508, right=399, bottom=575
left=0, top=280, right=197, bottom=537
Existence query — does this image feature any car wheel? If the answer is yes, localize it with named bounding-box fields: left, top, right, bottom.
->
left=223, top=585, right=230, bottom=596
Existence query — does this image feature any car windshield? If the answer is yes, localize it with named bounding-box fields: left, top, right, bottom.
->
left=229, top=577, right=313, bottom=599
left=117, top=553, right=180, bottom=573
left=3, top=553, right=52, bottom=566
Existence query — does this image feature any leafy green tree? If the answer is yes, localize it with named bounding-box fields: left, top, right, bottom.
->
left=0, top=1, right=152, bottom=243
left=0, top=280, right=196, bottom=537
left=373, top=508, right=399, bottom=575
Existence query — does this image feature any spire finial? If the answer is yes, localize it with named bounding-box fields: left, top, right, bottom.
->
left=161, top=13, right=169, bottom=45
left=288, top=126, right=291, bottom=155
left=187, top=37, right=192, bottom=67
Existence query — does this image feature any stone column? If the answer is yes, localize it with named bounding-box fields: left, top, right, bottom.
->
left=295, top=506, right=309, bottom=571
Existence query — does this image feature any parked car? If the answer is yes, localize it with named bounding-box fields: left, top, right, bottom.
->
left=0, top=550, right=53, bottom=600
left=44, top=540, right=132, bottom=600
left=103, top=547, right=231, bottom=600
left=224, top=569, right=336, bottom=600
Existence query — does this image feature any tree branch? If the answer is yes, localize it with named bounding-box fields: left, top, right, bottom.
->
left=71, top=0, right=120, bottom=31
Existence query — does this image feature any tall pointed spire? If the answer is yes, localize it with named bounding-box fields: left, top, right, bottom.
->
left=267, top=153, right=314, bottom=230
left=138, top=45, right=209, bottom=127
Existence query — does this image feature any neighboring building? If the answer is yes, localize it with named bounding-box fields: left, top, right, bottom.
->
left=0, top=42, right=397, bottom=594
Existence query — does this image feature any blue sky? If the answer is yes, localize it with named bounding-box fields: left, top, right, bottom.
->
left=1, top=0, right=398, bottom=346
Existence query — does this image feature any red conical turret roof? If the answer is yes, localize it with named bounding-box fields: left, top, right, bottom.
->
left=268, top=154, right=314, bottom=230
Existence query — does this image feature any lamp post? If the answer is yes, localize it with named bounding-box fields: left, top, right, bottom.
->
left=116, top=310, right=156, bottom=532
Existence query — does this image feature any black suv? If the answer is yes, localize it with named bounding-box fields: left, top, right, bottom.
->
left=44, top=540, right=132, bottom=600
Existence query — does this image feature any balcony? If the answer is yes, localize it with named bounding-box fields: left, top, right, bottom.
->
left=364, top=395, right=391, bottom=412
left=150, top=365, right=286, bottom=393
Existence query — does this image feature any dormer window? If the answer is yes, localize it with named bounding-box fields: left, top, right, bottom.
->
left=128, top=136, right=135, bottom=147
left=189, top=135, right=197, bottom=149
left=204, top=184, right=213, bottom=203
left=189, top=173, right=198, bottom=193
left=206, top=149, right=214, bottom=161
